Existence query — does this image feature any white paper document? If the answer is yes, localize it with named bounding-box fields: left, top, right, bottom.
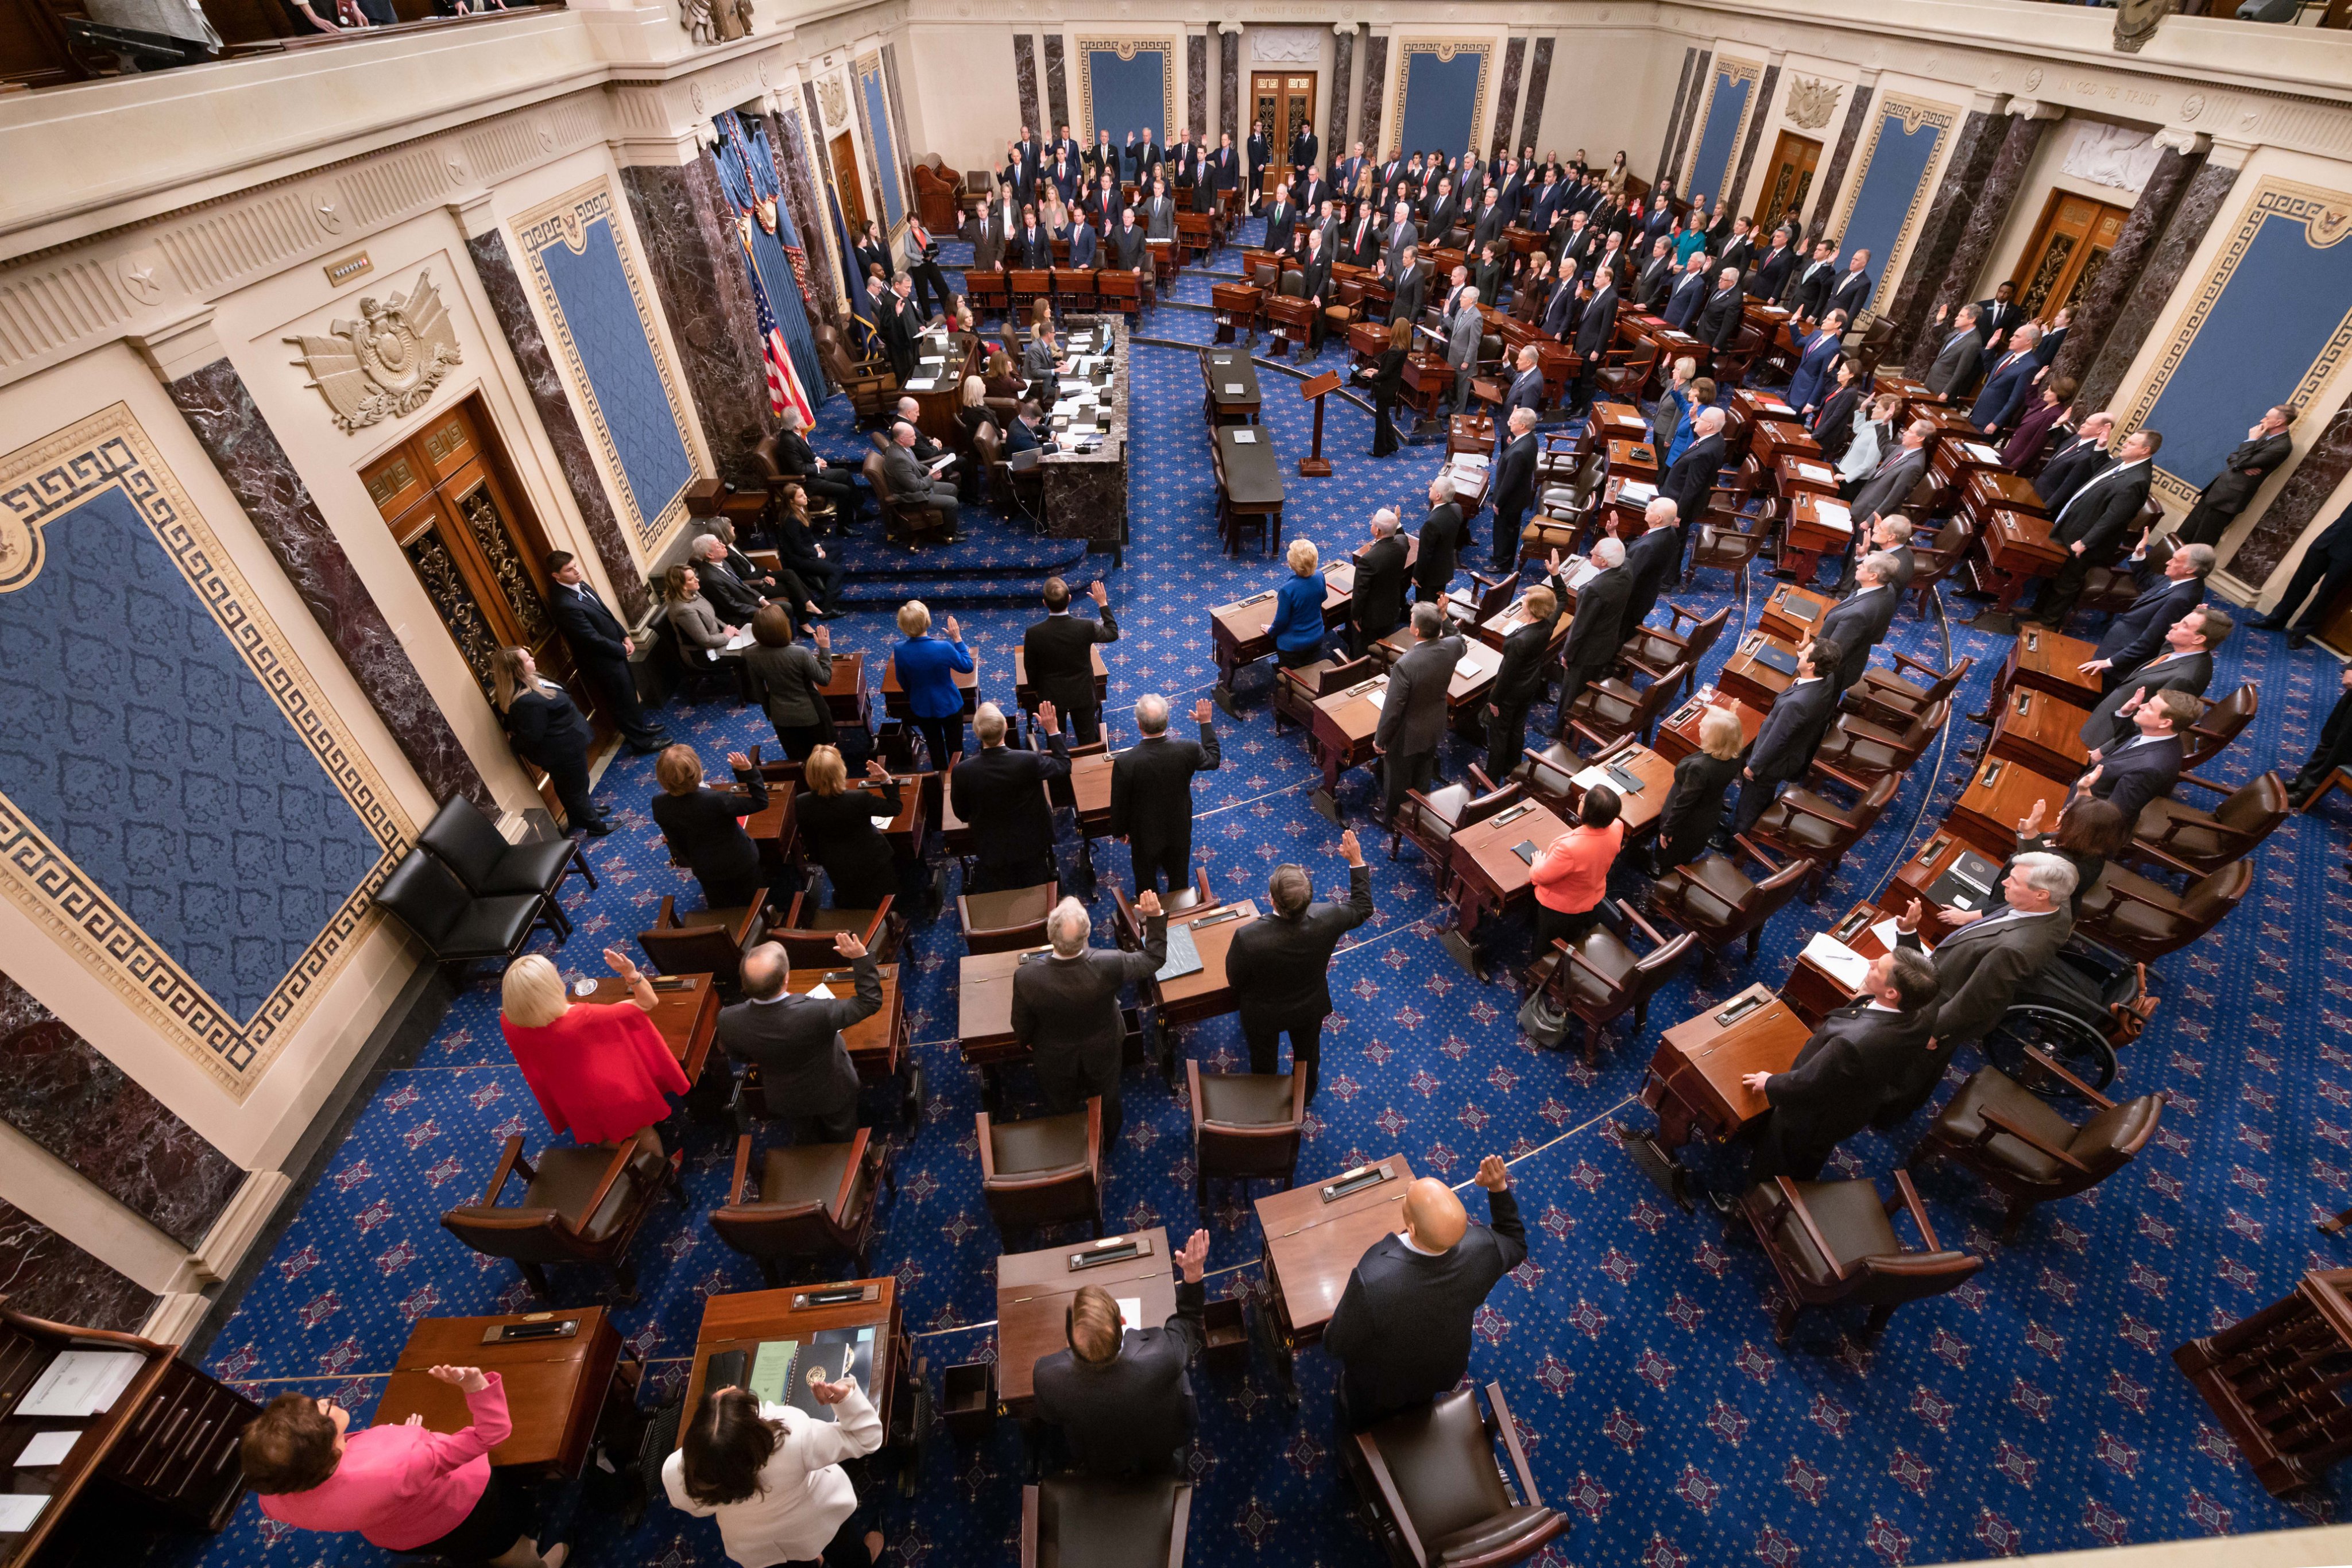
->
left=14, top=1432, right=78, bottom=1468
left=1231, top=428, right=1257, bottom=444
left=723, top=630, right=757, bottom=652
left=0, top=1495, right=48, bottom=1532
left=1815, top=501, right=1853, bottom=533
left=1871, top=917, right=1910, bottom=952
left=1569, top=766, right=1611, bottom=791
left=903, top=378, right=937, bottom=392
left=18, top=1350, right=142, bottom=1419
left=1965, top=442, right=2001, bottom=463
left=801, top=983, right=835, bottom=1000
left=1363, top=685, right=1385, bottom=711
left=1617, top=481, right=1658, bottom=504
left=1568, top=560, right=1602, bottom=589
left=1801, top=933, right=1872, bottom=992
left=1455, top=651, right=1488, bottom=677
left=1116, top=1297, right=1144, bottom=1324
left=1798, top=462, right=1833, bottom=481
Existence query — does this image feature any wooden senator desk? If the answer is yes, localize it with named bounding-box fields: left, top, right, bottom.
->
left=1213, top=282, right=1264, bottom=345
left=748, top=776, right=926, bottom=882
left=1962, top=470, right=2047, bottom=531
left=1255, top=1157, right=1415, bottom=1394
left=812, top=649, right=876, bottom=731
left=1627, top=984, right=1812, bottom=1206
left=1774, top=451, right=1842, bottom=502
left=1759, top=582, right=1835, bottom=646
left=682, top=1279, right=911, bottom=1449
left=1928, top=432, right=2009, bottom=500
left=1945, top=755, right=2076, bottom=861
left=1568, top=743, right=1676, bottom=838
left=1715, top=630, right=1802, bottom=713
left=1993, top=623, right=2103, bottom=709
left=1967, top=508, right=2065, bottom=614
left=1208, top=573, right=1353, bottom=710
left=1469, top=593, right=1572, bottom=660
left=583, top=973, right=719, bottom=1081
left=997, top=1231, right=1175, bottom=1414
left=1202, top=346, right=1262, bottom=424
left=1732, top=388, right=1798, bottom=427
left=1985, top=682, right=2094, bottom=782
left=1779, top=493, right=1855, bottom=586
left=1305, top=673, right=1388, bottom=816
left=1011, top=644, right=1109, bottom=718
left=1441, top=796, right=1573, bottom=970
left=1778, top=902, right=1905, bottom=1028
left=1213, top=424, right=1285, bottom=556
left=1065, top=749, right=1115, bottom=876
left=882, top=649, right=980, bottom=721
left=1653, top=692, right=1765, bottom=764
left=1148, top=900, right=1262, bottom=1037
left=1748, top=419, right=1819, bottom=472
left=955, top=946, right=1043, bottom=1105
left=373, top=1310, right=630, bottom=1481
left=1606, top=439, right=1659, bottom=486
left=1372, top=627, right=1501, bottom=733
left=0, top=1307, right=258, bottom=1564
left=1882, top=828, right=2013, bottom=926
left=902, top=335, right=983, bottom=444
left=1591, top=402, right=1650, bottom=447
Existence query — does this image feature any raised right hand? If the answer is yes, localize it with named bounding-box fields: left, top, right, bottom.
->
left=1897, top=899, right=1922, bottom=935
left=1136, top=888, right=1163, bottom=917
left=944, top=615, right=963, bottom=640
left=1339, top=827, right=1364, bottom=866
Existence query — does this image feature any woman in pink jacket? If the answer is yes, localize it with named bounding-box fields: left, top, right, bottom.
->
left=241, top=1364, right=564, bottom=1567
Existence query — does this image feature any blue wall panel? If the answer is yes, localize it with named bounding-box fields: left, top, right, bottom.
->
left=1686, top=70, right=1752, bottom=211
left=0, top=487, right=379, bottom=1024
left=536, top=217, right=695, bottom=535
left=1085, top=48, right=1169, bottom=149
left=860, top=65, right=904, bottom=229
left=2142, top=203, right=2352, bottom=491
left=1396, top=51, right=1483, bottom=161
left=1839, top=110, right=1945, bottom=313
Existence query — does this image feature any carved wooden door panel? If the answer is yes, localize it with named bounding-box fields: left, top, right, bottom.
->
left=831, top=131, right=868, bottom=234
left=1753, top=131, right=1821, bottom=230
left=1250, top=72, right=1316, bottom=193
left=2009, top=192, right=2131, bottom=316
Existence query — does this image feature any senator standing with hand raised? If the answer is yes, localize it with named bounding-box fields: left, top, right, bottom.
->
left=1012, top=891, right=1166, bottom=1153
left=1224, top=829, right=1374, bottom=1101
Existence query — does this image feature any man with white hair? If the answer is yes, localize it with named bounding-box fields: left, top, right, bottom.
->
left=1012, top=889, right=1167, bottom=1152
left=717, top=930, right=878, bottom=1143
left=689, top=531, right=773, bottom=628
left=948, top=699, right=1069, bottom=891
left=1444, top=285, right=1484, bottom=415
left=1819, top=551, right=1901, bottom=692
left=1659, top=406, right=1726, bottom=529
left=2084, top=537, right=2214, bottom=686
left=1414, top=478, right=1464, bottom=603
left=1552, top=536, right=1631, bottom=727
left=1109, top=695, right=1222, bottom=895
left=1887, top=851, right=2078, bottom=1122
left=1490, top=406, right=1541, bottom=572
left=1352, top=510, right=1411, bottom=656
left=1618, top=498, right=1683, bottom=636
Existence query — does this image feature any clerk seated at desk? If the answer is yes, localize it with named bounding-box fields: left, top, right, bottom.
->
left=1731, top=948, right=1940, bottom=1203
left=1032, top=1229, right=1212, bottom=1477
left=1326, top=1155, right=1526, bottom=1430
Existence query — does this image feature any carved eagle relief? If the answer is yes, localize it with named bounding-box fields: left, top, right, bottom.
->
left=285, top=268, right=463, bottom=432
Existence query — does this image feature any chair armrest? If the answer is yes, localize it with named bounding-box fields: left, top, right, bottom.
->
left=1592, top=733, right=1636, bottom=764
left=1085, top=1098, right=1105, bottom=1186
left=1468, top=764, right=1499, bottom=796
left=482, top=1135, right=528, bottom=1204
left=1774, top=1177, right=1851, bottom=1281
left=728, top=1134, right=754, bottom=1207
left=1560, top=940, right=1623, bottom=990
left=1614, top=897, right=1672, bottom=946
left=568, top=1143, right=639, bottom=1240
left=2179, top=771, right=2236, bottom=795
left=830, top=1128, right=872, bottom=1219
left=1977, top=1104, right=2095, bottom=1176
left=1885, top=647, right=1940, bottom=679
left=1485, top=1381, right=1544, bottom=1505
left=2022, top=1046, right=2117, bottom=1109
left=974, top=1112, right=999, bottom=1180
left=1734, top=834, right=1785, bottom=874
left=1809, top=761, right=1873, bottom=795
left=1774, top=791, right=1851, bottom=830
left=2096, top=877, right=2177, bottom=916
left=728, top=902, right=765, bottom=947
left=1184, top=1058, right=1206, bottom=1133
left=1891, top=1168, right=1945, bottom=1249
left=1568, top=718, right=1615, bottom=753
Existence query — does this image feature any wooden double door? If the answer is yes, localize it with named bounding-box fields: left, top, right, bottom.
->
left=1753, top=131, right=1821, bottom=231
left=362, top=397, right=612, bottom=762
left=2009, top=190, right=2133, bottom=316
left=1251, top=71, right=1316, bottom=190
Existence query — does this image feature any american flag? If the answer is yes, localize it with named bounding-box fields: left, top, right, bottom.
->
left=748, top=238, right=814, bottom=427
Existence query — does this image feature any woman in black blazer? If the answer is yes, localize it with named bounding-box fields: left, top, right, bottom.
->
left=1357, top=315, right=1412, bottom=458
left=854, top=220, right=893, bottom=287
left=493, top=648, right=610, bottom=837
left=795, top=745, right=903, bottom=908
left=1653, top=705, right=1746, bottom=874
left=648, top=744, right=769, bottom=909
left=1808, top=358, right=1865, bottom=465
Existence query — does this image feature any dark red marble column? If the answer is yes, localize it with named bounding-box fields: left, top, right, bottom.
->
left=1220, top=28, right=1241, bottom=144
left=620, top=158, right=771, bottom=488
left=1494, top=36, right=1525, bottom=158
left=1896, top=110, right=2047, bottom=374
left=2076, top=156, right=2241, bottom=416
left=1042, top=36, right=1067, bottom=137
left=1357, top=34, right=1388, bottom=153
left=1013, top=35, right=1041, bottom=140
left=1809, top=80, right=1878, bottom=245
left=1655, top=48, right=1697, bottom=188
left=163, top=358, right=491, bottom=810
left=1663, top=51, right=1711, bottom=194
left=1727, top=64, right=1780, bottom=215
left=2050, top=142, right=2202, bottom=394
left=1329, top=28, right=1355, bottom=154
left=1519, top=37, right=1555, bottom=152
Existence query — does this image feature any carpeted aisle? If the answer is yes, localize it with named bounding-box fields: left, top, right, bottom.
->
left=154, top=274, right=2346, bottom=1568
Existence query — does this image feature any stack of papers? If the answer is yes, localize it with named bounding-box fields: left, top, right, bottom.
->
left=1568, top=559, right=1603, bottom=589
left=1231, top=428, right=1258, bottom=444
left=1800, top=932, right=1871, bottom=992
left=799, top=982, right=836, bottom=1000
left=1363, top=684, right=1386, bottom=711
left=19, top=1350, right=143, bottom=1418
left=1569, top=765, right=1612, bottom=792
left=1455, top=650, right=1488, bottom=677
left=1815, top=500, right=1853, bottom=532
left=1797, top=461, right=1835, bottom=482
left=904, top=378, right=937, bottom=392
left=723, top=630, right=757, bottom=651
left=1965, top=442, right=2002, bottom=463
left=1618, top=481, right=1658, bottom=504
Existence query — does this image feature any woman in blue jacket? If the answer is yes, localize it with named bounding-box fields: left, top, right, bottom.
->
left=892, top=600, right=974, bottom=766
left=1268, top=538, right=1330, bottom=669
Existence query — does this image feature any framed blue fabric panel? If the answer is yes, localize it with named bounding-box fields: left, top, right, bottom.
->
left=1080, top=41, right=1172, bottom=149
left=859, top=61, right=904, bottom=230
left=1835, top=99, right=1956, bottom=315
left=1686, top=61, right=1758, bottom=211
left=516, top=183, right=698, bottom=550
left=2130, top=182, right=2352, bottom=502
left=0, top=406, right=408, bottom=1093
left=1395, top=43, right=1490, bottom=160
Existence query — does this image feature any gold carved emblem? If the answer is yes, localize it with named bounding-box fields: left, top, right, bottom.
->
left=819, top=72, right=849, bottom=127
left=284, top=268, right=463, bottom=433
left=1435, top=42, right=1456, bottom=61
left=1785, top=76, right=1840, bottom=131
left=0, top=490, right=45, bottom=594
left=1899, top=106, right=1928, bottom=135
left=2310, top=206, right=2352, bottom=250
left=1116, top=41, right=1137, bottom=60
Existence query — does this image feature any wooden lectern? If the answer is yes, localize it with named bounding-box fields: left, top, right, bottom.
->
left=1298, top=370, right=1340, bottom=478
left=2177, top=1268, right=2352, bottom=1496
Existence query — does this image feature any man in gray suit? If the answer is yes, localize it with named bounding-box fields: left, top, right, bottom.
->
left=1924, top=303, right=1985, bottom=400
left=1376, top=601, right=1467, bottom=822
left=2177, top=404, right=2296, bottom=548
left=1818, top=552, right=1901, bottom=692
left=1847, top=419, right=1933, bottom=527
left=718, top=932, right=881, bottom=1143
left=1012, top=894, right=1167, bottom=1153
left=884, top=420, right=960, bottom=532
left=1386, top=203, right=1419, bottom=277
left=1553, top=536, right=1631, bottom=727
left=1892, top=852, right=2080, bottom=1120
left=2082, top=541, right=2214, bottom=686
left=1445, top=285, right=1484, bottom=415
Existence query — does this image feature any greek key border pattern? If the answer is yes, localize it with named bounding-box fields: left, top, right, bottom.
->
left=1074, top=38, right=1179, bottom=150
left=512, top=179, right=696, bottom=552
left=0, top=404, right=410, bottom=1096
left=1833, top=95, right=1960, bottom=319
left=1390, top=40, right=1494, bottom=159
left=2123, top=179, right=2352, bottom=507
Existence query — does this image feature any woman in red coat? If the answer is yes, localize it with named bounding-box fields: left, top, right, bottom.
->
left=499, top=948, right=690, bottom=1156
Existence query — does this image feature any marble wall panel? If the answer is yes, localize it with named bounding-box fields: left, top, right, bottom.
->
left=1043, top=35, right=1069, bottom=137
left=1885, top=108, right=2009, bottom=367
left=1220, top=29, right=1240, bottom=144
left=618, top=161, right=768, bottom=487
left=2054, top=145, right=2199, bottom=394
left=1357, top=34, right=1387, bottom=154
left=770, top=109, right=841, bottom=335
left=1329, top=29, right=1353, bottom=155
left=1188, top=35, right=1207, bottom=138
left=1519, top=37, right=1554, bottom=154
left=1727, top=64, right=1779, bottom=215
left=1494, top=38, right=1524, bottom=161
left=1014, top=34, right=1042, bottom=141
left=2235, top=396, right=2352, bottom=584
left=1665, top=50, right=1711, bottom=194
left=1656, top=48, right=1697, bottom=187
left=2078, top=158, right=2241, bottom=416
left=0, top=1201, right=153, bottom=1333
left=1811, top=80, right=1878, bottom=243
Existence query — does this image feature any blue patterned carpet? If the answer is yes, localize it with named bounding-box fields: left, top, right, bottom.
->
left=157, top=228, right=2350, bottom=1568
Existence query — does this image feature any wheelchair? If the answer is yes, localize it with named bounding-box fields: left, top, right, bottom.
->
left=1979, top=937, right=2157, bottom=1101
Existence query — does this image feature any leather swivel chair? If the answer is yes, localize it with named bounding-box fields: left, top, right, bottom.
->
left=1444, top=570, right=1519, bottom=628
left=442, top=1135, right=680, bottom=1303
left=1913, top=1048, right=2165, bottom=1241
left=977, top=1098, right=1105, bottom=1240
left=1737, top=1172, right=1982, bottom=1345
left=1616, top=602, right=1729, bottom=691
left=2075, top=860, right=2253, bottom=963
left=1343, top=1382, right=1567, bottom=1568
left=1748, top=769, right=1902, bottom=899
left=1649, top=835, right=1811, bottom=966
left=1901, top=516, right=1976, bottom=618
left=1392, top=771, right=1517, bottom=885
left=1020, top=1474, right=1192, bottom=1568
left=2128, top=770, right=2288, bottom=878
left=2181, top=683, right=2258, bottom=770
left=958, top=881, right=1057, bottom=954
left=375, top=848, right=565, bottom=969
left=817, top=332, right=898, bottom=420
left=1185, top=1059, right=1307, bottom=1204
left=637, top=897, right=763, bottom=996
left=1848, top=651, right=1972, bottom=729
left=1272, top=655, right=1374, bottom=736
left=1811, top=700, right=1947, bottom=785
left=1685, top=508, right=1769, bottom=596
left=766, top=892, right=901, bottom=966
left=1107, top=870, right=1216, bottom=950
left=1519, top=899, right=1694, bottom=1065
left=1560, top=661, right=1691, bottom=753
left=710, top=1129, right=894, bottom=1284
left=864, top=450, right=955, bottom=548
left=419, top=793, right=595, bottom=903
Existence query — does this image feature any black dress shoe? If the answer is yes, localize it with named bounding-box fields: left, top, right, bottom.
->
left=1962, top=709, right=1994, bottom=726
left=2253, top=616, right=2290, bottom=633
left=2289, top=632, right=2312, bottom=651
left=581, top=818, right=616, bottom=838
left=1704, top=1188, right=1740, bottom=1219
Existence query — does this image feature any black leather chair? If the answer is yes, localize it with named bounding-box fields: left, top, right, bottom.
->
left=978, top=1099, right=1104, bottom=1240
left=374, top=847, right=566, bottom=970
left=419, top=795, right=596, bottom=906
left=1020, top=1474, right=1192, bottom=1567
left=1343, top=1382, right=1566, bottom=1567
left=1186, top=1059, right=1307, bottom=1203
left=710, top=1130, right=894, bottom=1284
left=441, top=1135, right=680, bottom=1303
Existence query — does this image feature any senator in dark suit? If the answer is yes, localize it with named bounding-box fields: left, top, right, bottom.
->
left=1033, top=1233, right=1209, bottom=1477
left=1377, top=603, right=1467, bottom=819
left=1570, top=276, right=1618, bottom=413
left=1225, top=835, right=1375, bottom=1099
left=1727, top=639, right=1841, bottom=838
left=2177, top=406, right=2295, bottom=548
left=649, top=745, right=769, bottom=908
left=1554, top=538, right=1632, bottom=726
left=495, top=650, right=608, bottom=835
left=1922, top=305, right=1984, bottom=400
left=1110, top=696, right=1221, bottom=893
left=1655, top=705, right=1744, bottom=873
left=2078, top=609, right=2218, bottom=750
left=1325, top=1158, right=1527, bottom=1429
left=1970, top=330, right=2045, bottom=432
left=1022, top=578, right=1119, bottom=742
left=2257, top=502, right=2352, bottom=647
left=2034, top=431, right=2160, bottom=628
left=2290, top=665, right=2352, bottom=808
left=1483, top=582, right=1561, bottom=779
left=1352, top=515, right=1411, bottom=656
left=1891, top=856, right=2077, bottom=1115
left=1489, top=411, right=1540, bottom=571
left=1415, top=484, right=1464, bottom=601
left=1693, top=269, right=1745, bottom=350
left=949, top=702, right=1070, bottom=891
left=2084, top=688, right=2192, bottom=823
left=2032, top=421, right=2114, bottom=510
left=1817, top=557, right=1900, bottom=692
left=1619, top=501, right=1683, bottom=635
left=544, top=554, right=668, bottom=753
left=2087, top=543, right=2212, bottom=683
left=1658, top=412, right=1726, bottom=528
left=1847, top=421, right=1932, bottom=527
left=719, top=939, right=881, bottom=1143
left=1013, top=895, right=1166, bottom=1151
left=1740, top=951, right=1941, bottom=1186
